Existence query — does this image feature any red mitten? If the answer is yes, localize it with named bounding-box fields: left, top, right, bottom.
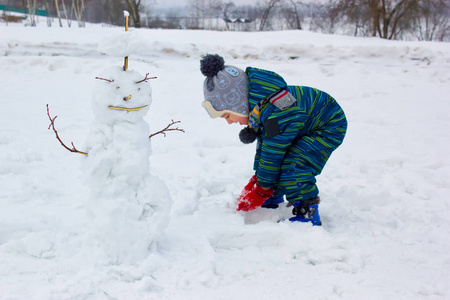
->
left=236, top=183, right=274, bottom=211
left=238, top=175, right=258, bottom=199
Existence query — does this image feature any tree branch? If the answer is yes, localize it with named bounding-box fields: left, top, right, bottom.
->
left=136, top=73, right=157, bottom=83
left=46, top=104, right=88, bottom=155
left=95, top=76, right=114, bottom=82
left=149, top=120, right=185, bottom=139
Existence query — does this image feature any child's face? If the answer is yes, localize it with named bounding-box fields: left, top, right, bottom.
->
left=221, top=113, right=248, bottom=125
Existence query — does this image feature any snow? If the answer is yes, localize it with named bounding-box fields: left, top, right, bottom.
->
left=1, top=22, right=450, bottom=300
left=97, top=30, right=144, bottom=57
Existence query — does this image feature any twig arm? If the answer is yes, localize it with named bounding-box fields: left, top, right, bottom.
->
left=136, top=73, right=157, bottom=83
left=46, top=104, right=88, bottom=156
left=149, top=120, right=185, bottom=139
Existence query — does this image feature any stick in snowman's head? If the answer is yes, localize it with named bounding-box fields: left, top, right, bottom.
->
left=123, top=10, right=129, bottom=71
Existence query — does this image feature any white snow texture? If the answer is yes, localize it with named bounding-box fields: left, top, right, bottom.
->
left=1, top=23, right=449, bottom=300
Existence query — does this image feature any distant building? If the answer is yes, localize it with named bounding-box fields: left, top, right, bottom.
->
left=223, top=18, right=254, bottom=31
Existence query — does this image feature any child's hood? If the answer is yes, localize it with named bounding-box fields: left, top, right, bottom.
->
left=245, top=67, right=288, bottom=112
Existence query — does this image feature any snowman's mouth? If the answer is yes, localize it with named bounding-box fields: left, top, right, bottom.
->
left=108, top=105, right=148, bottom=112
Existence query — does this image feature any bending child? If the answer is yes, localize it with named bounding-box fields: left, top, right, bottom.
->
left=200, top=54, right=347, bottom=226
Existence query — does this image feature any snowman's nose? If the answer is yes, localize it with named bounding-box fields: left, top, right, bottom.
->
left=123, top=94, right=132, bottom=101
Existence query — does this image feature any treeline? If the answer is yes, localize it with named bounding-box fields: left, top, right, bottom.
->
left=184, top=0, right=449, bottom=41
left=3, top=0, right=449, bottom=41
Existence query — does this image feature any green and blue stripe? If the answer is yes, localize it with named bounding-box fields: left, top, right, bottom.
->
left=246, top=67, right=347, bottom=202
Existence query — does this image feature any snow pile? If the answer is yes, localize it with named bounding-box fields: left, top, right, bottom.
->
left=0, top=23, right=449, bottom=300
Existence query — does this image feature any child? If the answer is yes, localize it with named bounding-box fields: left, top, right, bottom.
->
left=200, top=54, right=347, bottom=226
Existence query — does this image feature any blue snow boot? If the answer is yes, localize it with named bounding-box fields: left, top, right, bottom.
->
left=288, top=196, right=322, bottom=226
left=261, top=196, right=284, bottom=209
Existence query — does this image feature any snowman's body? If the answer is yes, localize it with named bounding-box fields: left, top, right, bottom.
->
left=83, top=66, right=171, bottom=264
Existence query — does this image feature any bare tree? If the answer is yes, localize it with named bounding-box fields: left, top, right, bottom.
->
left=280, top=0, right=303, bottom=30
left=308, top=2, right=341, bottom=34
left=289, top=0, right=302, bottom=29
left=331, top=0, right=371, bottom=36
left=96, top=0, right=125, bottom=26
left=189, top=0, right=204, bottom=29
left=53, top=0, right=86, bottom=27
left=206, top=0, right=222, bottom=29
left=125, top=0, right=141, bottom=27
left=61, top=0, right=73, bottom=27
left=413, top=0, right=449, bottom=41
left=26, top=0, right=37, bottom=26
left=259, top=0, right=281, bottom=31
left=54, top=0, right=63, bottom=26
left=72, top=0, right=86, bottom=27
left=189, top=0, right=221, bottom=30
left=368, top=0, right=419, bottom=39
left=331, top=0, right=421, bottom=39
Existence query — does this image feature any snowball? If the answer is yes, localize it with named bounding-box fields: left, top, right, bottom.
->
left=92, top=66, right=152, bottom=125
left=97, top=30, right=141, bottom=57
left=82, top=118, right=172, bottom=264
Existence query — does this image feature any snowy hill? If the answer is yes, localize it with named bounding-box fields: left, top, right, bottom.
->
left=1, top=23, right=449, bottom=300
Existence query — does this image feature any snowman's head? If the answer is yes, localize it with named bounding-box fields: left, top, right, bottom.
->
left=92, top=66, right=152, bottom=124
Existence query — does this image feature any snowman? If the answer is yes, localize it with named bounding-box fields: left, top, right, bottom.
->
left=79, top=12, right=173, bottom=264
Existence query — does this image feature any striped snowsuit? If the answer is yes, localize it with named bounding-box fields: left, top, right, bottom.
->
left=246, top=67, right=347, bottom=202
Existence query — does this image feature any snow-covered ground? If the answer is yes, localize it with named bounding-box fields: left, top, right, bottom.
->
left=1, top=23, right=449, bottom=300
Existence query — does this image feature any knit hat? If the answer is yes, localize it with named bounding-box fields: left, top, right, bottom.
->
left=200, top=54, right=249, bottom=118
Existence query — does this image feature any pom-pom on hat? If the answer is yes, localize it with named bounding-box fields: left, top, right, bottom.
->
left=200, top=54, right=249, bottom=118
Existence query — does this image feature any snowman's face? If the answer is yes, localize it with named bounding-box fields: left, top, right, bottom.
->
left=92, top=66, right=152, bottom=124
